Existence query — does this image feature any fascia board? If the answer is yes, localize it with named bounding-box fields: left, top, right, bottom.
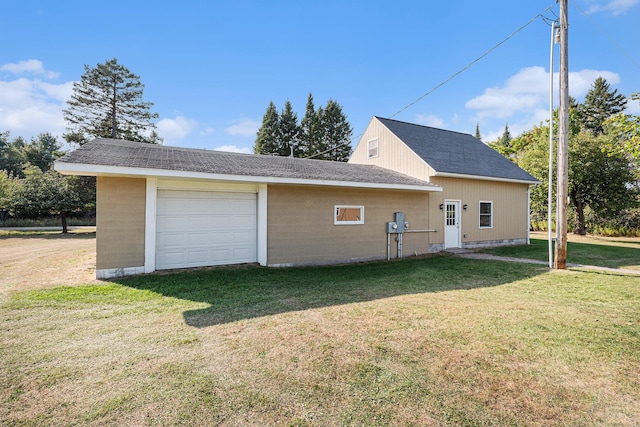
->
left=54, top=162, right=443, bottom=192
left=433, top=171, right=540, bottom=185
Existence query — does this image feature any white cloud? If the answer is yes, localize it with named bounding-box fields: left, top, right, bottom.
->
left=214, top=145, right=252, bottom=154
left=0, top=59, right=60, bottom=79
left=157, top=115, right=197, bottom=141
left=466, top=66, right=620, bottom=120
left=415, top=114, right=444, bottom=128
left=627, top=97, right=640, bottom=114
left=0, top=76, right=71, bottom=138
left=586, top=0, right=639, bottom=15
left=225, top=119, right=260, bottom=136
left=199, top=127, right=215, bottom=136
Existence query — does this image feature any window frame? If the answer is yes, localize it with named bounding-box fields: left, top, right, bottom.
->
left=334, top=205, right=365, bottom=225
left=367, top=138, right=379, bottom=159
left=479, top=201, right=493, bottom=229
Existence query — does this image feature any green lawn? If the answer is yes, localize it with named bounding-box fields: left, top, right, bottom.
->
left=483, top=233, right=640, bottom=270
left=2, top=250, right=640, bottom=425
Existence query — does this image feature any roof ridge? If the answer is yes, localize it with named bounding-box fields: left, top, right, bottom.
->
left=374, top=116, right=475, bottom=138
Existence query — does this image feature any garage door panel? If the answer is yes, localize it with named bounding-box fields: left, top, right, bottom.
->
left=156, top=190, right=257, bottom=270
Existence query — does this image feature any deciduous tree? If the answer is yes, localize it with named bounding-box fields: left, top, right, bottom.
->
left=8, top=167, right=89, bottom=233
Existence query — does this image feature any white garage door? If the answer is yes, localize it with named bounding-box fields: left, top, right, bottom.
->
left=156, top=190, right=257, bottom=270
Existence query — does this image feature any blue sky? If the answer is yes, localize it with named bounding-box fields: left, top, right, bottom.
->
left=1, top=0, right=639, bottom=153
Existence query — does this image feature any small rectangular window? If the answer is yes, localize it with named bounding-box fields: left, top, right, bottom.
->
left=479, top=201, right=493, bottom=228
left=368, top=138, right=379, bottom=159
left=334, top=205, right=364, bottom=225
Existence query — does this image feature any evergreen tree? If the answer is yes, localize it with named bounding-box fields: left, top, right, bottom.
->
left=63, top=58, right=160, bottom=145
left=475, top=123, right=482, bottom=141
left=254, top=101, right=280, bottom=155
left=316, top=99, right=353, bottom=162
left=299, top=93, right=322, bottom=157
left=278, top=100, right=300, bottom=157
left=254, top=95, right=353, bottom=161
left=579, top=77, right=627, bottom=136
left=490, top=123, right=514, bottom=157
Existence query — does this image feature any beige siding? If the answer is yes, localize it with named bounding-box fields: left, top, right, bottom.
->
left=350, top=117, right=435, bottom=179
left=267, top=185, right=431, bottom=265
left=96, top=177, right=146, bottom=270
left=428, top=177, right=529, bottom=244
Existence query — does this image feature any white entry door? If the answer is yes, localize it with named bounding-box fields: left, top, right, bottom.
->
left=444, top=200, right=461, bottom=249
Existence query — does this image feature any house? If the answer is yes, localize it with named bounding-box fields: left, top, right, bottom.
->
left=54, top=116, right=538, bottom=279
left=55, top=138, right=442, bottom=278
left=349, top=116, right=539, bottom=252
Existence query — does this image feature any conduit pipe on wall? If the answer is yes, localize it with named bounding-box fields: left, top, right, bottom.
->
left=386, top=212, right=437, bottom=261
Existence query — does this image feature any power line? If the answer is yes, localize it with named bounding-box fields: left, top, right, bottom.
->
left=306, top=4, right=556, bottom=159
left=569, top=0, right=640, bottom=71
left=390, top=4, right=555, bottom=119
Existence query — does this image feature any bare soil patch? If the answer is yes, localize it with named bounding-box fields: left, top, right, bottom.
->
left=0, top=231, right=97, bottom=301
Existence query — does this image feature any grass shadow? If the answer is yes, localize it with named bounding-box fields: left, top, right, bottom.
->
left=116, top=255, right=547, bottom=328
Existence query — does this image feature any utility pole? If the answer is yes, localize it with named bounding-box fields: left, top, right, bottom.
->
left=554, top=0, right=569, bottom=269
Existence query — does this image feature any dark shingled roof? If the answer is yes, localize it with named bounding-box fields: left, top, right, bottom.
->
left=57, top=138, right=436, bottom=188
left=376, top=117, right=538, bottom=183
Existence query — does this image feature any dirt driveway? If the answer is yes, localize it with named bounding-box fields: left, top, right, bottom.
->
left=0, top=231, right=97, bottom=302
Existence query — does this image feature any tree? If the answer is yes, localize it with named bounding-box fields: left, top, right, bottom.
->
left=0, top=132, right=27, bottom=177
left=8, top=167, right=89, bottom=233
left=254, top=101, right=280, bottom=155
left=568, top=132, right=637, bottom=234
left=488, top=123, right=514, bottom=157
left=314, top=99, right=353, bottom=162
left=63, top=58, right=160, bottom=145
left=474, top=123, right=482, bottom=141
left=579, top=77, right=627, bottom=136
left=299, top=93, right=322, bottom=157
left=23, top=133, right=63, bottom=172
left=0, top=171, right=17, bottom=221
left=254, top=96, right=353, bottom=161
left=278, top=100, right=300, bottom=157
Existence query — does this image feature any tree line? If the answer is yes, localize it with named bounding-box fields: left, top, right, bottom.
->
left=254, top=94, right=353, bottom=161
left=488, top=77, right=640, bottom=236
left=0, top=132, right=95, bottom=232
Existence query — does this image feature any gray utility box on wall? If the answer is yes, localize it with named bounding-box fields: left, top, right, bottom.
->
left=394, top=212, right=405, bottom=233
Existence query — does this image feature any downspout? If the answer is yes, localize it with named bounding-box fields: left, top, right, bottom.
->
left=527, top=187, right=531, bottom=245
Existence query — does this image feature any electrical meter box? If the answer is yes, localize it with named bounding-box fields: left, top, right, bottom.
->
left=394, top=212, right=405, bottom=233
left=386, top=222, right=398, bottom=233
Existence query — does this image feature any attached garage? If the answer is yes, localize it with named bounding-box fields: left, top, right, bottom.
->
left=55, top=138, right=442, bottom=279
left=155, top=190, right=257, bottom=270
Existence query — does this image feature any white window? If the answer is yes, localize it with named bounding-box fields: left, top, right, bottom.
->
left=367, top=138, right=379, bottom=159
left=334, top=205, right=364, bottom=225
left=479, top=201, right=493, bottom=228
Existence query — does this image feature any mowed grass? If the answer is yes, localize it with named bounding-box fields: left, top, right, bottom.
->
left=483, top=233, right=640, bottom=270
left=2, top=253, right=640, bottom=425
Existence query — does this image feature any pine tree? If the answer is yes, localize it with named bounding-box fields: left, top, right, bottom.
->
left=63, top=58, right=160, bottom=145
left=278, top=100, right=300, bottom=157
left=316, top=99, right=353, bottom=162
left=254, top=101, right=280, bottom=155
left=579, top=77, right=627, bottom=136
left=475, top=123, right=482, bottom=141
left=499, top=123, right=512, bottom=148
left=299, top=93, right=322, bottom=157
